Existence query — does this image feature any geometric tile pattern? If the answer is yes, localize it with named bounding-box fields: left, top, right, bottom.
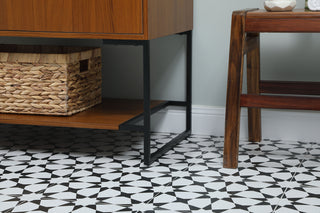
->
left=0, top=124, right=319, bottom=213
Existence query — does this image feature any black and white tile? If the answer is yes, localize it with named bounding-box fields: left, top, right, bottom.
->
left=0, top=124, right=319, bottom=212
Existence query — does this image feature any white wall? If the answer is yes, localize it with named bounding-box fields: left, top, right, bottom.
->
left=194, top=0, right=320, bottom=106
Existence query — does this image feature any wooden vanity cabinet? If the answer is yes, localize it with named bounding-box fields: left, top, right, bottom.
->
left=0, top=0, right=193, bottom=164
left=0, top=0, right=193, bottom=40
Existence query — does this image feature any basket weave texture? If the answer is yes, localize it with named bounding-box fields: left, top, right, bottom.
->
left=0, top=45, right=102, bottom=116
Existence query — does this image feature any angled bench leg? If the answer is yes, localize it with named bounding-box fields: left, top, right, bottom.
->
left=223, top=11, right=246, bottom=169
left=247, top=33, right=262, bottom=142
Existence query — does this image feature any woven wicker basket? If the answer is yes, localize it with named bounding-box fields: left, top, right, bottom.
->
left=0, top=44, right=102, bottom=116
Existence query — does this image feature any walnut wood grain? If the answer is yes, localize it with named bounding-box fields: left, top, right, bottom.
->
left=260, top=81, right=320, bottom=95
left=0, top=0, right=142, bottom=34
left=1, top=0, right=35, bottom=31
left=0, top=0, right=193, bottom=40
left=224, top=10, right=247, bottom=169
left=224, top=8, right=320, bottom=169
left=0, top=0, right=73, bottom=32
left=241, top=94, right=320, bottom=111
left=247, top=9, right=320, bottom=18
left=73, top=0, right=143, bottom=34
left=245, top=34, right=258, bottom=53
left=246, top=9, right=320, bottom=32
left=0, top=31, right=146, bottom=40
left=246, top=33, right=261, bottom=143
left=147, top=0, right=193, bottom=39
left=38, top=0, right=73, bottom=32
left=0, top=99, right=162, bottom=130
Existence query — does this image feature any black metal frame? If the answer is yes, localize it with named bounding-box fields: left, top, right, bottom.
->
left=103, top=30, right=192, bottom=165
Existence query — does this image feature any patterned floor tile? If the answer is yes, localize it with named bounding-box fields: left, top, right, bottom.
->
left=0, top=124, right=319, bottom=212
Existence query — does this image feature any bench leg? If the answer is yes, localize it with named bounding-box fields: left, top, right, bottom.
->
left=247, top=33, right=262, bottom=142
left=223, top=12, right=246, bottom=169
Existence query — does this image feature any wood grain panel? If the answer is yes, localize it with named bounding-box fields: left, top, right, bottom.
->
left=223, top=11, right=246, bottom=169
left=0, top=31, right=146, bottom=40
left=0, top=0, right=193, bottom=39
left=31, top=0, right=47, bottom=31
left=246, top=9, right=320, bottom=32
left=73, top=0, right=143, bottom=34
left=0, top=0, right=8, bottom=30
left=0, top=0, right=73, bottom=32
left=241, top=94, right=320, bottom=111
left=0, top=0, right=35, bottom=31
left=111, top=0, right=143, bottom=33
left=260, top=81, right=320, bottom=95
left=246, top=18, right=320, bottom=32
left=246, top=33, right=261, bottom=142
left=247, top=9, right=320, bottom=18
left=0, top=99, right=162, bottom=130
left=73, top=0, right=113, bottom=33
left=0, top=0, right=142, bottom=34
left=147, top=0, right=193, bottom=39
left=42, top=0, right=73, bottom=32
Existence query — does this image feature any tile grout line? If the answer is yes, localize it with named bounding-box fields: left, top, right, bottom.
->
left=69, top=157, right=98, bottom=213
left=126, top=133, right=183, bottom=213
left=3, top=132, right=316, bottom=213
left=272, top=141, right=315, bottom=213
left=3, top=140, right=99, bottom=213
left=1, top=144, right=33, bottom=213
left=272, top=159, right=305, bottom=213
left=0, top=131, right=215, bottom=213
left=5, top=157, right=98, bottom=213
left=142, top=135, right=220, bottom=212
left=2, top=131, right=155, bottom=213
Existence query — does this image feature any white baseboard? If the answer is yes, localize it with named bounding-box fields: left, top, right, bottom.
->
left=151, top=105, right=320, bottom=142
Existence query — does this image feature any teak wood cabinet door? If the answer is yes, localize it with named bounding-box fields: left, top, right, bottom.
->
left=0, top=0, right=193, bottom=40
left=0, top=0, right=73, bottom=32
left=0, top=0, right=143, bottom=34
left=72, top=0, right=143, bottom=34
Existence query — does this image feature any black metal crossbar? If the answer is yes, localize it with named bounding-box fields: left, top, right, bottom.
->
left=103, top=30, right=192, bottom=165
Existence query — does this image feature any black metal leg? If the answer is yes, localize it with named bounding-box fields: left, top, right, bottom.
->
left=142, top=40, right=151, bottom=165
left=186, top=30, right=192, bottom=132
left=142, top=31, right=192, bottom=165
left=105, top=31, right=192, bottom=165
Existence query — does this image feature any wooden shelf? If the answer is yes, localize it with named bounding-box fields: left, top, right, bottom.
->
left=0, top=99, right=161, bottom=130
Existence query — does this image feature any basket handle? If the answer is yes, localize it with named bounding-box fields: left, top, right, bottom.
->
left=79, top=59, right=89, bottom=73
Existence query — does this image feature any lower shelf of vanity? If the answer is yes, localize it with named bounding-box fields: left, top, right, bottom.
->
left=0, top=99, right=163, bottom=130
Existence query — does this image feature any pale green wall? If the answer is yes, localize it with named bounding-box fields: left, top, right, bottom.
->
left=193, top=0, right=320, bottom=106
left=1, top=0, right=319, bottom=107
